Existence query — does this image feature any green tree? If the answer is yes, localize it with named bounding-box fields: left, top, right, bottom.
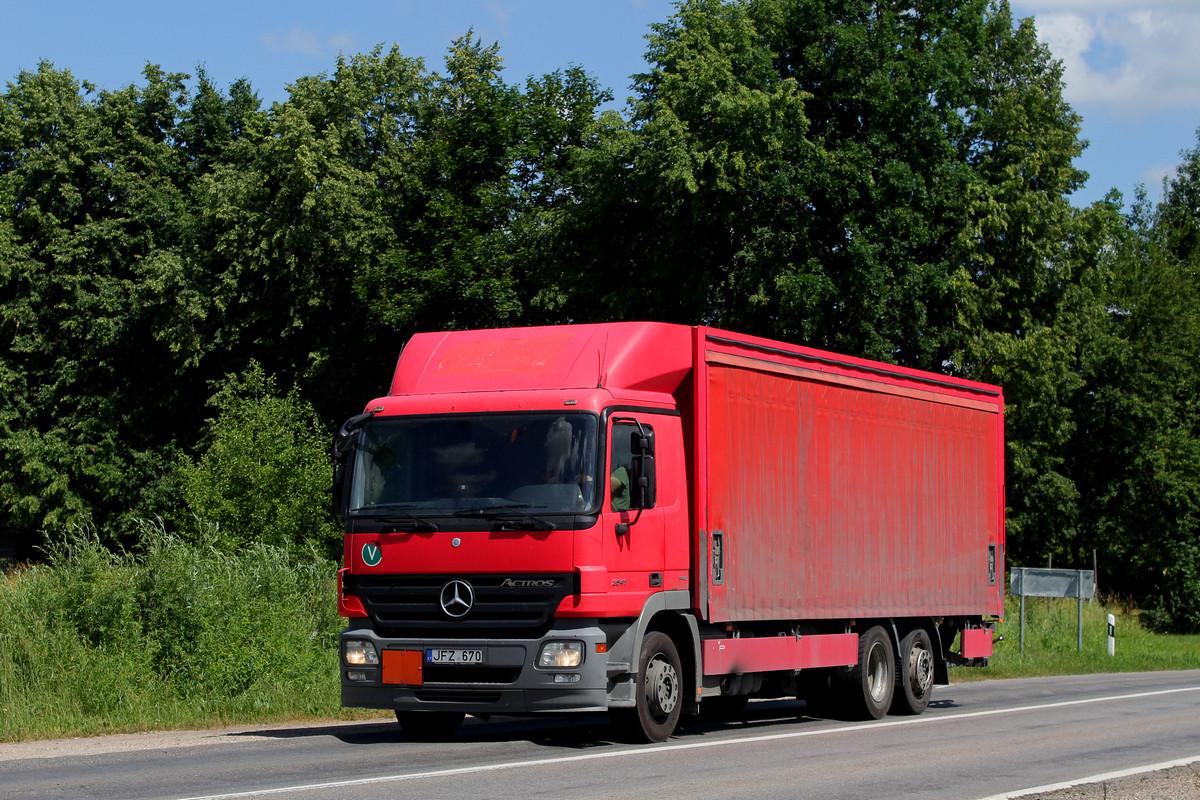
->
left=975, top=199, right=1118, bottom=568
left=1069, top=158, right=1200, bottom=629
left=1, top=41, right=614, bottom=555
left=188, top=40, right=612, bottom=421
left=0, top=63, right=201, bottom=551
left=350, top=38, right=613, bottom=335
left=558, top=0, right=1085, bottom=370
left=180, top=46, right=409, bottom=422
left=174, top=362, right=340, bottom=557
left=553, top=0, right=811, bottom=330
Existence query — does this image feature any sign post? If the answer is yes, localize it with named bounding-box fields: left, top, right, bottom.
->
left=1010, top=567, right=1096, bottom=653
left=1077, top=569, right=1084, bottom=651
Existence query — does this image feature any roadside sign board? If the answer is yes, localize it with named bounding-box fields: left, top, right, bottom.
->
left=1010, top=567, right=1096, bottom=653
left=1010, top=568, right=1095, bottom=599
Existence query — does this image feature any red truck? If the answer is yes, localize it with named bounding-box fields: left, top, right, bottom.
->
left=333, top=322, right=1004, bottom=742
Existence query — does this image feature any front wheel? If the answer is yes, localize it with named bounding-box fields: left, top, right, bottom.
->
left=395, top=710, right=466, bottom=740
left=891, top=628, right=935, bottom=715
left=615, top=631, right=683, bottom=742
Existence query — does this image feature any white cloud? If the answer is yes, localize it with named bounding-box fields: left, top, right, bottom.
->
left=1014, top=3, right=1200, bottom=116
left=1016, top=0, right=1195, bottom=9
left=262, top=26, right=322, bottom=56
left=1142, top=161, right=1178, bottom=192
left=328, top=32, right=358, bottom=53
left=262, top=26, right=357, bottom=58
left=486, top=0, right=516, bottom=29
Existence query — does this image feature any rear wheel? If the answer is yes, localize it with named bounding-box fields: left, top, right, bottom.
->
left=846, top=626, right=895, bottom=720
left=616, top=631, right=683, bottom=742
left=395, top=710, right=466, bottom=740
left=891, top=628, right=935, bottom=715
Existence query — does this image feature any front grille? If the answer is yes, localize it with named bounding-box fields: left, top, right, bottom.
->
left=350, top=573, right=577, bottom=639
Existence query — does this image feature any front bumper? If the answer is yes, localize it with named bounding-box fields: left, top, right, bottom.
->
left=340, top=620, right=609, bottom=714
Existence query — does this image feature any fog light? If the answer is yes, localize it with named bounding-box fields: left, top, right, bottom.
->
left=538, top=641, right=583, bottom=668
left=346, top=670, right=369, bottom=682
left=344, top=639, right=379, bottom=666
left=553, top=673, right=581, bottom=684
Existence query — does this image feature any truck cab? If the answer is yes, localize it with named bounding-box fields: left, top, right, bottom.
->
left=334, top=324, right=696, bottom=740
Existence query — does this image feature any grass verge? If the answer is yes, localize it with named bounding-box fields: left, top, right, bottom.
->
left=955, top=594, right=1200, bottom=680
left=0, top=525, right=381, bottom=743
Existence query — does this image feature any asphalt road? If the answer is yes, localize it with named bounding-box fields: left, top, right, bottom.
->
left=3, top=670, right=1199, bottom=800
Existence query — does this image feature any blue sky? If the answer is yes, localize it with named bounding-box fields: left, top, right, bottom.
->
left=3, top=1, right=1197, bottom=208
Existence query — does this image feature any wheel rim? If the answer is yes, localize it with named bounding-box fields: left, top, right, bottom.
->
left=908, top=643, right=934, bottom=696
left=866, top=642, right=889, bottom=703
left=645, top=654, right=680, bottom=721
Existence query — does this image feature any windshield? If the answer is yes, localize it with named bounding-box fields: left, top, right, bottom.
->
left=348, top=413, right=599, bottom=515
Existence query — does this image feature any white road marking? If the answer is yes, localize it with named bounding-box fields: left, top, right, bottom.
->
left=974, top=754, right=1200, bottom=800
left=173, top=685, right=1200, bottom=800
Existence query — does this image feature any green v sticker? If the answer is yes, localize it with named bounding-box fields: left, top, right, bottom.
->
left=362, top=543, right=382, bottom=567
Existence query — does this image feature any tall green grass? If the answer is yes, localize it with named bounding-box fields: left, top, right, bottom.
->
left=0, top=523, right=357, bottom=743
left=958, top=594, right=1200, bottom=680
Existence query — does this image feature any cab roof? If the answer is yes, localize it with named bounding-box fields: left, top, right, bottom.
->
left=389, top=322, right=695, bottom=402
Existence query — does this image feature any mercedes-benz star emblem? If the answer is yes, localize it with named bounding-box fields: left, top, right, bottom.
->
left=439, top=579, right=475, bottom=618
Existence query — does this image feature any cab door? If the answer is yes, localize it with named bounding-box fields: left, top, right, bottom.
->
left=601, top=414, right=685, bottom=610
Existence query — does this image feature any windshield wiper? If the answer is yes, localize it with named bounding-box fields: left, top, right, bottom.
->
left=452, top=503, right=534, bottom=515
left=353, top=503, right=441, bottom=532
left=453, top=504, right=557, bottom=531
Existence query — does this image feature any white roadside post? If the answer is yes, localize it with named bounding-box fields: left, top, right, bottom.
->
left=1107, top=614, right=1116, bottom=656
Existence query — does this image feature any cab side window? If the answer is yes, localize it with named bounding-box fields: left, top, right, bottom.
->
left=610, top=422, right=647, bottom=511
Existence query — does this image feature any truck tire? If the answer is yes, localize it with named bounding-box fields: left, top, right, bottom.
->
left=847, top=626, right=895, bottom=720
left=616, top=631, right=683, bottom=743
left=395, top=710, right=466, bottom=740
left=891, top=628, right=935, bottom=715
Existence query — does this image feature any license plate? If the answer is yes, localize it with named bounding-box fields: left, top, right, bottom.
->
left=426, top=648, right=485, bottom=665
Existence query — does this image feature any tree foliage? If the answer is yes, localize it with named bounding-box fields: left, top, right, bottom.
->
left=173, top=362, right=340, bottom=557
left=0, top=64, right=199, bottom=543
left=0, top=42, right=610, bottom=555
left=1077, top=172, right=1200, bottom=628
left=557, top=0, right=1084, bottom=366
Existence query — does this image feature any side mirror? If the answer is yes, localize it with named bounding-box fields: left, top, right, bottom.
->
left=332, top=411, right=374, bottom=520
left=614, top=418, right=656, bottom=536
left=332, top=411, right=374, bottom=463
left=629, top=428, right=656, bottom=509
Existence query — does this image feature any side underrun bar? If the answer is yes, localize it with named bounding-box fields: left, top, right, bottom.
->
left=702, top=633, right=859, bottom=675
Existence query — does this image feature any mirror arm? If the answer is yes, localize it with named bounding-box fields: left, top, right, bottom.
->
left=615, top=507, right=643, bottom=537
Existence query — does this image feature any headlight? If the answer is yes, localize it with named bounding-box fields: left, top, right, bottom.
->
left=344, top=639, right=379, bottom=666
left=538, top=641, right=583, bottom=668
